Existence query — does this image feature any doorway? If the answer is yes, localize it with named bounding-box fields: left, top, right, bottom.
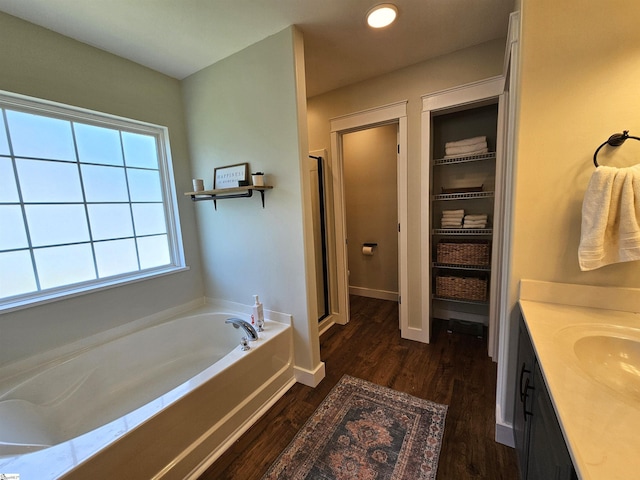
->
left=329, top=101, right=414, bottom=339
left=342, top=125, right=398, bottom=303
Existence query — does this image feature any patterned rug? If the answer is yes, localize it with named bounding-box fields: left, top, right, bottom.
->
left=262, top=375, right=447, bottom=480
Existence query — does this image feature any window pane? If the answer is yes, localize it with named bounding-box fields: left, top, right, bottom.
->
left=122, top=132, right=158, bottom=169
left=132, top=203, right=166, bottom=236
left=0, top=157, right=19, bottom=202
left=138, top=235, right=170, bottom=269
left=17, top=159, right=83, bottom=203
left=0, top=113, right=9, bottom=155
left=0, top=250, right=37, bottom=298
left=0, top=206, right=28, bottom=250
left=25, top=205, right=90, bottom=247
left=81, top=164, right=129, bottom=202
left=127, top=169, right=162, bottom=202
left=34, top=244, right=95, bottom=289
left=87, top=204, right=133, bottom=241
left=74, top=123, right=123, bottom=166
left=94, top=238, right=138, bottom=278
left=6, top=110, right=75, bottom=161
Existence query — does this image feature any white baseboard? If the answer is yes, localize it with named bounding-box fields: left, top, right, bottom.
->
left=349, top=286, right=398, bottom=302
left=294, top=361, right=326, bottom=387
left=495, top=420, right=514, bottom=447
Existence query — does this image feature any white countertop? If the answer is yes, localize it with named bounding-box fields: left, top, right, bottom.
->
left=519, top=280, right=640, bottom=480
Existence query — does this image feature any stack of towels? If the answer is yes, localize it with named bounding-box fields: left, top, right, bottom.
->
left=441, top=209, right=464, bottom=228
left=463, top=214, right=488, bottom=229
left=445, top=136, right=488, bottom=158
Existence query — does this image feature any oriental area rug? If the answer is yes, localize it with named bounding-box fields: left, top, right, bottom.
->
left=261, top=375, right=447, bottom=480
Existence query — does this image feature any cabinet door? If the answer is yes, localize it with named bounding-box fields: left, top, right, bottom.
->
left=513, top=316, right=535, bottom=479
left=527, top=367, right=577, bottom=480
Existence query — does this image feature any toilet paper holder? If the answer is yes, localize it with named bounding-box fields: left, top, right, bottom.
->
left=362, top=243, right=378, bottom=248
left=362, top=243, right=377, bottom=256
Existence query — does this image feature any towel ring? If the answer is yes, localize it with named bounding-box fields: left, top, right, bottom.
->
left=593, top=130, right=640, bottom=167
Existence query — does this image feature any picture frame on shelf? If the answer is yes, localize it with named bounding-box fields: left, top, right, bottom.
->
left=214, top=163, right=249, bottom=189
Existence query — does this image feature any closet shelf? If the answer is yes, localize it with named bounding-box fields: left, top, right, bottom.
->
left=432, top=228, right=492, bottom=236
left=185, top=185, right=273, bottom=209
left=432, top=295, right=489, bottom=306
left=433, top=151, right=496, bottom=166
left=433, top=262, right=491, bottom=272
left=433, top=191, right=494, bottom=201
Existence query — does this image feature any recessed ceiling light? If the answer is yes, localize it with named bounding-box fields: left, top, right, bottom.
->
left=366, top=4, right=398, bottom=29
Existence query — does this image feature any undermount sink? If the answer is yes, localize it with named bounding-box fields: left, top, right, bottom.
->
left=561, top=325, right=640, bottom=405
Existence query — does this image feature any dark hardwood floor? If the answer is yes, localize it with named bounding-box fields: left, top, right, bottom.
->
left=198, top=296, right=519, bottom=479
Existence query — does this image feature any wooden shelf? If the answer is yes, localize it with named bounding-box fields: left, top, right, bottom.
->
left=184, top=185, right=273, bottom=209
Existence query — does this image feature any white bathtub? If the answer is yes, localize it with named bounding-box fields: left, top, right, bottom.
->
left=0, top=306, right=295, bottom=479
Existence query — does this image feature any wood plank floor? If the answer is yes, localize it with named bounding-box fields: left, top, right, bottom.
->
left=198, top=296, right=519, bottom=479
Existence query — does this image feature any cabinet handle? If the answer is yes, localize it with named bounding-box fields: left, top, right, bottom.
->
left=523, top=377, right=534, bottom=421
left=519, top=362, right=531, bottom=401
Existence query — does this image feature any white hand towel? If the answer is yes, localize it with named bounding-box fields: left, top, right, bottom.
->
left=464, top=214, right=488, bottom=221
left=442, top=209, right=464, bottom=216
left=444, top=147, right=488, bottom=159
left=463, top=224, right=486, bottom=229
left=445, top=142, right=488, bottom=156
left=441, top=222, right=462, bottom=227
left=578, top=165, right=640, bottom=271
left=445, top=136, right=487, bottom=148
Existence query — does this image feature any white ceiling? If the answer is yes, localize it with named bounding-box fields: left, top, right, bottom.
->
left=0, top=0, right=514, bottom=97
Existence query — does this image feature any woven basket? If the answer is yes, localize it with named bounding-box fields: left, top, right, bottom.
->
left=435, top=275, right=488, bottom=302
left=436, top=240, right=490, bottom=266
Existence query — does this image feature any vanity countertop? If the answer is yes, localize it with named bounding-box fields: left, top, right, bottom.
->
left=519, top=280, right=640, bottom=480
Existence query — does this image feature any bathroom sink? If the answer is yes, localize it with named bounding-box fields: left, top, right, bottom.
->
left=562, top=325, right=640, bottom=402
left=574, top=335, right=640, bottom=401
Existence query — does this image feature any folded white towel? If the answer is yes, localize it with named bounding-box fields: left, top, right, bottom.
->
left=445, top=142, right=487, bottom=156
left=579, top=165, right=640, bottom=271
left=463, top=220, right=487, bottom=225
left=444, top=147, right=488, bottom=159
left=442, top=209, right=464, bottom=216
left=445, top=136, right=487, bottom=148
left=464, top=214, right=488, bottom=220
left=463, top=223, right=486, bottom=229
left=441, top=222, right=462, bottom=228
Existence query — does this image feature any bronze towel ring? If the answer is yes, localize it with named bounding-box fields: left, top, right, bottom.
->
left=593, top=130, right=640, bottom=167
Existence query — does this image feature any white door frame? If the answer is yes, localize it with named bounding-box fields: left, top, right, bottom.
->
left=420, top=77, right=506, bottom=346
left=329, top=101, right=409, bottom=337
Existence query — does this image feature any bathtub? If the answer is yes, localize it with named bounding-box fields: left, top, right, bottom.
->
left=0, top=305, right=295, bottom=479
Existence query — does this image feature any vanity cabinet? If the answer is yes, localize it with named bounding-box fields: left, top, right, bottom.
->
left=514, top=315, right=577, bottom=480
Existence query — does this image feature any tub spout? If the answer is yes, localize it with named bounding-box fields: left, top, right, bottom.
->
left=225, top=318, right=258, bottom=342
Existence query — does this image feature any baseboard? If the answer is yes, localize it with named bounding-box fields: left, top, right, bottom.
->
left=294, top=361, right=326, bottom=387
left=495, top=420, right=514, bottom=447
left=318, top=316, right=336, bottom=336
left=349, top=286, right=398, bottom=302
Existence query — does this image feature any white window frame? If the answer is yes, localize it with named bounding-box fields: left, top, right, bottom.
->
left=0, top=90, right=186, bottom=313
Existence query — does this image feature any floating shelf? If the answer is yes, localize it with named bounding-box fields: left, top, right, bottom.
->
left=433, top=152, right=496, bottom=166
left=185, top=186, right=273, bottom=209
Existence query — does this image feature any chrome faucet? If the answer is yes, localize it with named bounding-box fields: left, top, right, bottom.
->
left=225, top=318, right=258, bottom=350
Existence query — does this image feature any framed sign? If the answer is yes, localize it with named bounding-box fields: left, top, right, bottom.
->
left=214, top=163, right=249, bottom=189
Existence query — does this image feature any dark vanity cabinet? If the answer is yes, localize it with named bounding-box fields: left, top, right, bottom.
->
left=514, top=315, right=578, bottom=480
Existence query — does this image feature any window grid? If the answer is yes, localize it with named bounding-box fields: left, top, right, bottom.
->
left=0, top=92, right=184, bottom=310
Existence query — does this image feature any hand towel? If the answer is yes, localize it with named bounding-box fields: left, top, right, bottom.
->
left=578, top=165, right=640, bottom=271
left=441, top=222, right=462, bottom=228
left=445, top=136, right=487, bottom=148
left=445, top=142, right=487, bottom=156
left=444, top=147, right=489, bottom=159
left=442, top=209, right=464, bottom=216
left=464, top=214, right=488, bottom=221
left=463, top=224, right=486, bottom=229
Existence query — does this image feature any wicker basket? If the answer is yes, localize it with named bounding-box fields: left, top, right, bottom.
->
left=436, top=240, right=490, bottom=266
left=435, top=275, right=488, bottom=302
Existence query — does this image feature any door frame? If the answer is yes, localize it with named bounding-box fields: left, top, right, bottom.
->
left=329, top=101, right=410, bottom=338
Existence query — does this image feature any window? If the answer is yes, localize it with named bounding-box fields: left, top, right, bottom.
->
left=0, top=91, right=185, bottom=311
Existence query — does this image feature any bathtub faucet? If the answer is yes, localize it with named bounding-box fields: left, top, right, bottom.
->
left=225, top=318, right=259, bottom=348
